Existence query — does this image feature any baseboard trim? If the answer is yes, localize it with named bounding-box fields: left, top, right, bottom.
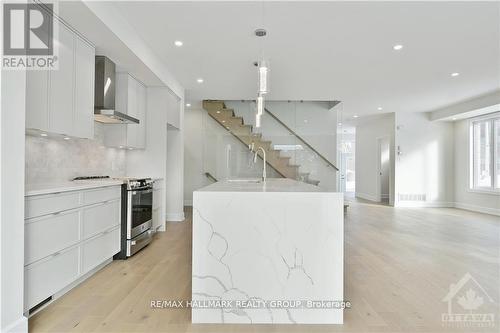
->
left=395, top=201, right=455, bottom=208
left=166, top=212, right=185, bottom=222
left=454, top=202, right=500, bottom=216
left=3, top=316, right=28, bottom=333
left=355, top=192, right=378, bottom=202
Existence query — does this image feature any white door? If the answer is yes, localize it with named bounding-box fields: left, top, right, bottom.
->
left=377, top=137, right=390, bottom=202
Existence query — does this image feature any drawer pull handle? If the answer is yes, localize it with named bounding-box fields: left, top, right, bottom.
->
left=52, top=211, right=61, bottom=215
left=52, top=252, right=61, bottom=257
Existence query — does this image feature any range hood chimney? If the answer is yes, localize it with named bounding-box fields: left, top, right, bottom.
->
left=94, top=56, right=139, bottom=124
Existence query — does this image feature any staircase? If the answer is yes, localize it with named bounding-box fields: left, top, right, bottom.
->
left=203, top=100, right=321, bottom=186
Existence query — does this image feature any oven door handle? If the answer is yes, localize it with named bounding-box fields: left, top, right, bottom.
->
left=131, top=188, right=153, bottom=194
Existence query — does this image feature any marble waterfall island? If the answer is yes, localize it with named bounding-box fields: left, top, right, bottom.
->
left=192, top=178, right=344, bottom=324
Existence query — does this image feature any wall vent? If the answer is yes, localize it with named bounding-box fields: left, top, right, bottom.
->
left=398, top=193, right=427, bottom=202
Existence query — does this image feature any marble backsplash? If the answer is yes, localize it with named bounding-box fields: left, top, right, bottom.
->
left=26, top=123, right=127, bottom=184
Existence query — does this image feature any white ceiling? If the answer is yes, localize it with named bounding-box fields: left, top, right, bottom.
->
left=58, top=1, right=164, bottom=86
left=110, top=1, right=499, bottom=118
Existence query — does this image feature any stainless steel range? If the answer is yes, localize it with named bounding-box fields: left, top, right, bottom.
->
left=119, top=177, right=153, bottom=258
left=73, top=176, right=154, bottom=258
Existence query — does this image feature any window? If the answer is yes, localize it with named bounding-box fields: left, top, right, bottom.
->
left=470, top=114, right=500, bottom=191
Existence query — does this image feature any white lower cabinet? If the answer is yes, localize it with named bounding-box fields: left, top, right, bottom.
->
left=24, top=246, right=80, bottom=311
left=81, top=226, right=120, bottom=274
left=81, top=200, right=120, bottom=239
left=25, top=210, right=80, bottom=265
left=24, top=186, right=121, bottom=312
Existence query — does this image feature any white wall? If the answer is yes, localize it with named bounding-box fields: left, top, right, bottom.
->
left=1, top=70, right=28, bottom=332
left=394, top=112, right=454, bottom=207
left=184, top=108, right=210, bottom=205
left=355, top=114, right=395, bottom=203
left=454, top=119, right=500, bottom=215
left=165, top=97, right=185, bottom=221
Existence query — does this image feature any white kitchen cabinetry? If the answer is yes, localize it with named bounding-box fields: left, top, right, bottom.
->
left=49, top=23, right=74, bottom=134
left=24, top=186, right=121, bottom=312
left=104, top=73, right=146, bottom=149
left=152, top=179, right=164, bottom=231
left=25, top=19, right=95, bottom=139
left=73, top=36, right=95, bottom=139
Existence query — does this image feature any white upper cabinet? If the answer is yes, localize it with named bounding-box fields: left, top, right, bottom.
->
left=26, top=70, right=49, bottom=131
left=26, top=19, right=95, bottom=139
left=136, top=83, right=147, bottom=148
left=104, top=73, right=147, bottom=149
left=73, top=36, right=95, bottom=139
left=49, top=23, right=74, bottom=135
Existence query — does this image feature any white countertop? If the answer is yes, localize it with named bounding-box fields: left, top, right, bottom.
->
left=25, top=180, right=124, bottom=196
left=196, top=178, right=324, bottom=193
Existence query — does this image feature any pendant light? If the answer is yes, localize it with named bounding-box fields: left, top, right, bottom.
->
left=258, top=60, right=269, bottom=95
left=254, top=2, right=268, bottom=129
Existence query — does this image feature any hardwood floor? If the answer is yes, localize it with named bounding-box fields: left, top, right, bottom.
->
left=29, top=203, right=500, bottom=333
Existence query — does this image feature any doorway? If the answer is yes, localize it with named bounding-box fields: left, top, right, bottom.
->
left=377, top=136, right=390, bottom=203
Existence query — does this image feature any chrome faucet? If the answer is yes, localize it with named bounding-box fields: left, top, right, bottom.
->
left=249, top=143, right=266, bottom=182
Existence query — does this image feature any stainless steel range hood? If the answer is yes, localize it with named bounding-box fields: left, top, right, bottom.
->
left=94, top=56, right=139, bottom=124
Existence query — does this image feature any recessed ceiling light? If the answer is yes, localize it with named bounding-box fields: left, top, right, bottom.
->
left=197, top=78, right=204, bottom=83
left=393, top=44, right=403, bottom=51
left=63, top=137, right=70, bottom=140
left=186, top=103, right=191, bottom=107
left=353, top=115, right=359, bottom=118
left=216, top=111, right=221, bottom=114
left=222, top=120, right=226, bottom=123
left=119, top=146, right=124, bottom=149
left=451, top=72, right=460, bottom=77
left=40, top=133, right=48, bottom=137
left=174, top=40, right=183, bottom=47
left=377, top=107, right=383, bottom=111
left=452, top=117, right=457, bottom=121
left=338, top=122, right=342, bottom=126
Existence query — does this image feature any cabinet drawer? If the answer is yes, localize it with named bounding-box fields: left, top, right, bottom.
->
left=82, top=186, right=121, bottom=206
left=24, top=246, right=80, bottom=311
left=82, top=200, right=120, bottom=240
left=25, top=210, right=80, bottom=265
left=81, top=227, right=120, bottom=274
left=25, top=192, right=80, bottom=219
